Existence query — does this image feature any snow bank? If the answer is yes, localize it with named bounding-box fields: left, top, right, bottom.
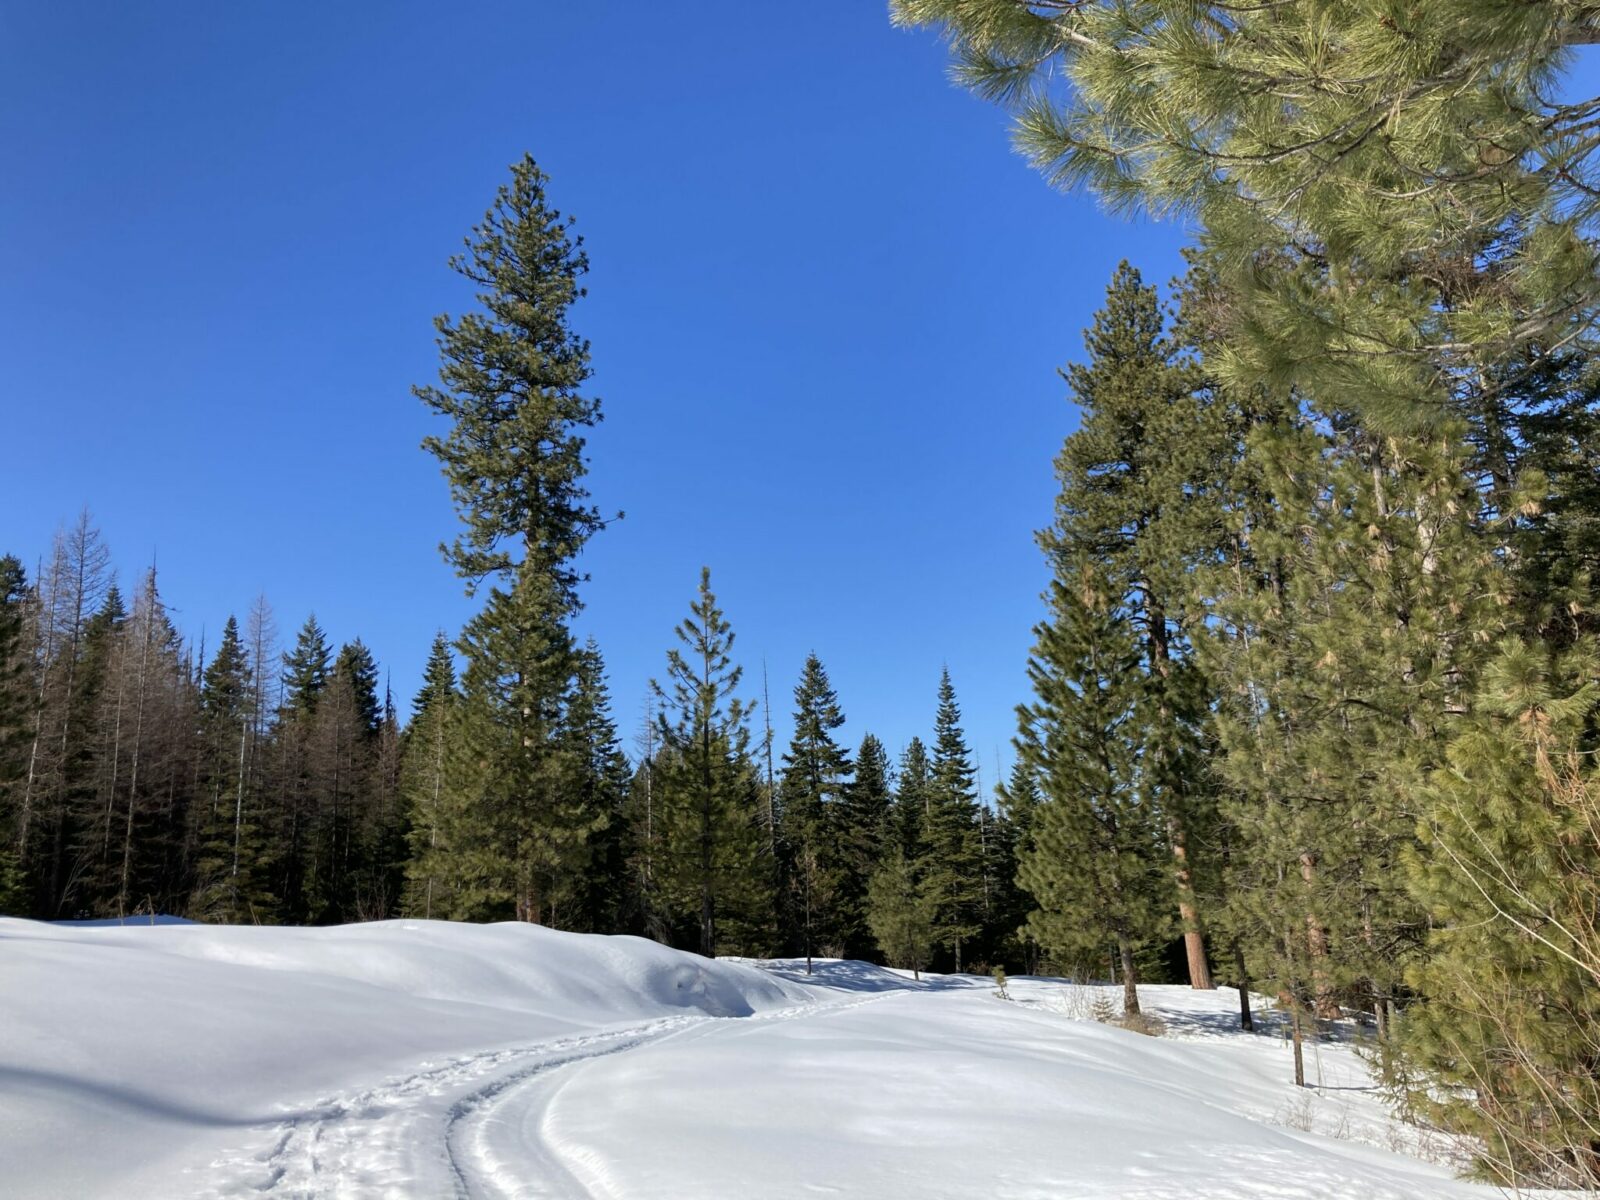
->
left=2, top=929, right=1502, bottom=1199
left=0, top=918, right=807, bottom=1198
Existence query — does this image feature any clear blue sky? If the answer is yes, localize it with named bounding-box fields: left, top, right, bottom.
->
left=0, top=2, right=1192, bottom=789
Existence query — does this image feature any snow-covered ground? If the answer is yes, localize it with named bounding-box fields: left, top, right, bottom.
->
left=1, top=918, right=1497, bottom=1198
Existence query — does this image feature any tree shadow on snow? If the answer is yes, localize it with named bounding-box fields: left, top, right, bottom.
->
left=0, top=1066, right=327, bottom=1129
left=754, top=958, right=983, bottom=993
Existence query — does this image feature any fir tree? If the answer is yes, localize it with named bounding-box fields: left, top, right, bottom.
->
left=1018, top=557, right=1170, bottom=1015
left=565, top=639, right=633, bottom=933
left=777, top=652, right=852, bottom=963
left=837, top=732, right=894, bottom=958
left=923, top=669, right=983, bottom=972
left=192, top=616, right=272, bottom=921
left=401, top=632, right=459, bottom=919
left=281, top=615, right=331, bottom=718
left=416, top=154, right=609, bottom=925
left=651, top=569, right=766, bottom=956
left=890, top=736, right=930, bottom=864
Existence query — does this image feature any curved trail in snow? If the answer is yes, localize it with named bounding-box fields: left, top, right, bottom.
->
left=450, top=992, right=895, bottom=1200
left=200, top=992, right=890, bottom=1200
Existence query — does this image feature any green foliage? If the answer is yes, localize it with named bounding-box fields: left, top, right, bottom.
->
left=415, top=154, right=611, bottom=925
left=1403, top=639, right=1600, bottom=1186
left=866, top=850, right=937, bottom=978
left=1018, top=556, right=1171, bottom=976
left=401, top=632, right=459, bottom=919
left=652, top=569, right=768, bottom=956
left=893, top=0, right=1600, bottom=433
left=778, top=653, right=853, bottom=957
left=922, top=669, right=983, bottom=969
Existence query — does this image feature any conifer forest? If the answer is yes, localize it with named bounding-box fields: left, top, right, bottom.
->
left=6, top=4, right=1600, bottom=1194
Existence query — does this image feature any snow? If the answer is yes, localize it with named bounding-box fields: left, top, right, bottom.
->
left=0, top=919, right=1503, bottom=1198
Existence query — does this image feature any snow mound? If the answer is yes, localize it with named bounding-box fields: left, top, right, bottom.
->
left=0, top=918, right=808, bottom=1198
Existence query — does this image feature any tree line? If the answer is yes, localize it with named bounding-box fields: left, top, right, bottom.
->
left=0, top=519, right=1027, bottom=972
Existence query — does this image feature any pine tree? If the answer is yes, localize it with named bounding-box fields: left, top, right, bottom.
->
left=1404, top=639, right=1600, bottom=1187
left=651, top=568, right=766, bottom=957
left=1018, top=557, right=1170, bottom=1015
left=893, top=1, right=1600, bottom=436
left=923, top=669, right=983, bottom=972
left=777, top=653, right=853, bottom=964
left=416, top=154, right=609, bottom=925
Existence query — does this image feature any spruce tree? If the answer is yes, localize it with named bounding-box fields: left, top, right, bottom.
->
left=281, top=616, right=331, bottom=718
left=416, top=154, right=609, bottom=925
left=651, top=569, right=766, bottom=956
left=923, top=669, right=983, bottom=972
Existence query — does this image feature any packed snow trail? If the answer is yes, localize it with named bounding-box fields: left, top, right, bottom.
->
left=199, top=1016, right=708, bottom=1198
left=201, top=991, right=893, bottom=1199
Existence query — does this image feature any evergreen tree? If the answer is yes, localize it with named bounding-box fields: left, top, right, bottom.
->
left=836, top=731, right=894, bottom=958
left=0, top=556, right=31, bottom=911
left=416, top=154, right=609, bottom=925
left=1019, top=557, right=1170, bottom=1016
left=565, top=638, right=633, bottom=933
left=923, top=669, right=983, bottom=972
left=401, top=632, right=460, bottom=919
left=281, top=615, right=331, bottom=718
left=866, top=850, right=937, bottom=980
left=1033, top=262, right=1222, bottom=987
left=777, top=652, right=852, bottom=963
left=651, top=569, right=766, bottom=956
left=893, top=1, right=1600, bottom=436
left=1405, top=639, right=1600, bottom=1187
left=890, top=736, right=930, bottom=865
left=989, top=759, right=1042, bottom=972
left=192, top=616, right=273, bottom=921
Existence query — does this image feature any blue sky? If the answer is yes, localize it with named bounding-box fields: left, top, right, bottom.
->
left=0, top=2, right=1192, bottom=789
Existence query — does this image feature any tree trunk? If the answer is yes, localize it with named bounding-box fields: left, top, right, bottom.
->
left=1117, top=933, right=1140, bottom=1017
left=1233, top=939, right=1254, bottom=1032
left=1300, top=851, right=1341, bottom=1018
left=1290, top=997, right=1306, bottom=1087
